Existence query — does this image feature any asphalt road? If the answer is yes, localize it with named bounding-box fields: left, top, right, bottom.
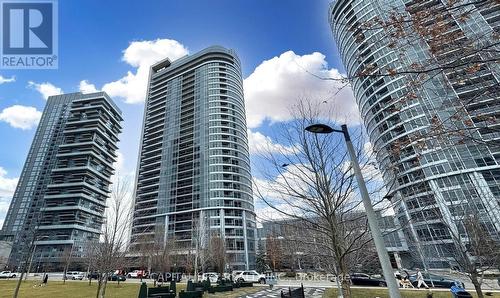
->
left=7, top=272, right=500, bottom=293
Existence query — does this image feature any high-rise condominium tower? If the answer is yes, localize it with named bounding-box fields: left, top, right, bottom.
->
left=330, top=0, right=499, bottom=268
left=0, top=92, right=122, bottom=270
left=131, top=46, right=256, bottom=270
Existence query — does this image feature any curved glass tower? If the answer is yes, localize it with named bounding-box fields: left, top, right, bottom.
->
left=330, top=0, right=500, bottom=268
left=131, top=46, right=256, bottom=270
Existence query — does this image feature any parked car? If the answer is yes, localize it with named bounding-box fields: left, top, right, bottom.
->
left=0, top=271, right=17, bottom=278
left=349, top=273, right=387, bottom=287
left=201, top=272, right=219, bottom=283
left=409, top=273, right=464, bottom=288
left=64, top=271, right=85, bottom=280
left=234, top=270, right=266, bottom=284
left=87, top=272, right=101, bottom=279
left=107, top=274, right=126, bottom=282
left=127, top=270, right=147, bottom=278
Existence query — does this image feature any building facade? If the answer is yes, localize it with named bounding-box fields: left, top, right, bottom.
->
left=0, top=92, right=122, bottom=270
left=330, top=0, right=500, bottom=268
left=130, top=46, right=256, bottom=270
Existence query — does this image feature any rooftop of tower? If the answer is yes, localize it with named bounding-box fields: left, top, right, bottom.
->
left=47, top=91, right=123, bottom=117
left=150, top=45, right=240, bottom=77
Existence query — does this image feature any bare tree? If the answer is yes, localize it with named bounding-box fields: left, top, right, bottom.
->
left=138, top=229, right=179, bottom=284
left=404, top=203, right=500, bottom=298
left=154, top=239, right=177, bottom=276
left=192, top=214, right=209, bottom=281
left=12, top=210, right=44, bottom=298
left=83, top=242, right=98, bottom=285
left=253, top=101, right=387, bottom=298
left=61, top=245, right=74, bottom=284
left=451, top=214, right=500, bottom=297
left=266, top=231, right=283, bottom=271
left=209, top=234, right=226, bottom=276
left=93, top=176, right=133, bottom=298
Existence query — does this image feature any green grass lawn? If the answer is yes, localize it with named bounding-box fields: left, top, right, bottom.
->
left=0, top=280, right=262, bottom=298
left=4, top=281, right=498, bottom=298
left=0, top=280, right=142, bottom=298
left=324, top=288, right=500, bottom=298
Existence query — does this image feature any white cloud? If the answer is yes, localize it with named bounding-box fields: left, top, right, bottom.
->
left=255, top=204, right=291, bottom=225
left=253, top=164, right=319, bottom=221
left=79, top=80, right=98, bottom=94
left=361, top=142, right=383, bottom=182
left=254, top=164, right=315, bottom=202
left=364, top=142, right=374, bottom=157
left=0, top=75, right=15, bottom=84
left=28, top=81, right=63, bottom=100
left=0, top=167, right=17, bottom=225
left=342, top=160, right=383, bottom=183
left=102, top=38, right=189, bottom=104
left=0, top=105, right=42, bottom=130
left=113, top=151, right=130, bottom=177
left=362, top=162, right=383, bottom=182
left=0, top=167, right=18, bottom=198
left=111, top=151, right=135, bottom=187
left=247, top=129, right=297, bottom=155
left=244, top=51, right=359, bottom=128
left=0, top=167, right=18, bottom=229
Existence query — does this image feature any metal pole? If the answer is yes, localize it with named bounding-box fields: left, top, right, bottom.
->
left=341, top=125, right=401, bottom=298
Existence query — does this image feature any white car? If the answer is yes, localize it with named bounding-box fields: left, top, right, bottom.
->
left=65, top=271, right=84, bottom=280
left=0, top=271, right=17, bottom=278
left=127, top=270, right=147, bottom=278
left=234, top=270, right=266, bottom=284
left=201, top=272, right=219, bottom=283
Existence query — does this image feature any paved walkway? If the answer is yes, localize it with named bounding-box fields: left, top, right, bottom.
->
left=240, top=286, right=325, bottom=298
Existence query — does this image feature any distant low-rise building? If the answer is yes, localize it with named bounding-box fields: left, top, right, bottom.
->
left=257, top=211, right=410, bottom=272
left=0, top=241, right=12, bottom=269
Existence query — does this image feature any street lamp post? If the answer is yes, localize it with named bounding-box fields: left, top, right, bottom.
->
left=305, top=123, right=402, bottom=298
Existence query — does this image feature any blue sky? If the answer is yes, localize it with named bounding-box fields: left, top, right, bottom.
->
left=0, top=0, right=363, bottom=225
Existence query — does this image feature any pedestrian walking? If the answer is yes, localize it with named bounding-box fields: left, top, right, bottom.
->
left=42, top=273, right=48, bottom=286
left=416, top=268, right=429, bottom=289
left=401, top=269, right=414, bottom=288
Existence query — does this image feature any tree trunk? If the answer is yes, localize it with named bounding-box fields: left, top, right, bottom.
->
left=99, top=278, right=108, bottom=298
left=338, top=257, right=351, bottom=298
left=194, top=254, right=199, bottom=282
left=87, top=264, right=91, bottom=285
left=12, top=271, right=25, bottom=298
left=470, top=273, right=484, bottom=298
left=340, top=273, right=351, bottom=298
left=103, top=278, right=109, bottom=297
left=95, top=277, right=102, bottom=298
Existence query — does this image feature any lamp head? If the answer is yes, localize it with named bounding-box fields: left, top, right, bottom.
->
left=305, top=123, right=334, bottom=134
